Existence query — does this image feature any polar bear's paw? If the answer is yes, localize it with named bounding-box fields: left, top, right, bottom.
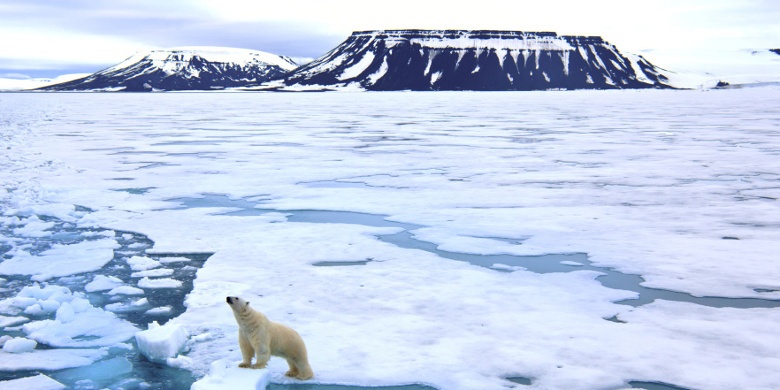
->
left=285, top=369, right=299, bottom=378
left=251, top=362, right=268, bottom=369
left=238, top=362, right=251, bottom=368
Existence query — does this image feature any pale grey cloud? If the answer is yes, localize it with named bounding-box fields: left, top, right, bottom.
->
left=1, top=0, right=777, bottom=78
left=0, top=0, right=343, bottom=76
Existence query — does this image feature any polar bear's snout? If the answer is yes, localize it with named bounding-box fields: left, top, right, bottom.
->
left=226, top=296, right=233, bottom=304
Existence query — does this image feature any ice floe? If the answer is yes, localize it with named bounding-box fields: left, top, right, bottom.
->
left=3, top=90, right=780, bottom=389
left=135, top=321, right=190, bottom=363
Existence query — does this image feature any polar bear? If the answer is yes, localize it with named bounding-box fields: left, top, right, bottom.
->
left=226, top=296, right=314, bottom=380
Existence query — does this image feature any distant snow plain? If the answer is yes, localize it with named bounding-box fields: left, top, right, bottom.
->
left=1, top=89, right=780, bottom=389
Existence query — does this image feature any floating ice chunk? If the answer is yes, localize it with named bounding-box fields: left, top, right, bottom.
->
left=22, top=303, right=43, bottom=315
left=105, top=302, right=144, bottom=313
left=138, top=277, right=182, bottom=289
left=145, top=306, right=173, bottom=315
left=490, top=263, right=526, bottom=272
left=127, top=256, right=161, bottom=271
left=24, top=299, right=61, bottom=316
left=0, top=335, right=11, bottom=346
left=108, top=286, right=145, bottom=295
left=85, top=275, right=124, bottom=292
left=55, top=302, right=75, bottom=323
left=105, top=297, right=149, bottom=313
left=70, top=297, right=92, bottom=313
left=2, top=337, right=37, bottom=353
left=167, top=354, right=195, bottom=370
left=82, top=230, right=116, bottom=238
left=159, top=256, right=191, bottom=264
left=12, top=216, right=54, bottom=237
left=22, top=302, right=138, bottom=348
left=132, top=297, right=149, bottom=306
left=134, top=321, right=190, bottom=363
left=0, top=315, right=29, bottom=327
left=0, top=239, right=119, bottom=281
left=191, top=358, right=270, bottom=390
left=10, top=296, right=38, bottom=309
left=18, top=283, right=71, bottom=301
left=131, top=268, right=173, bottom=278
left=0, top=348, right=107, bottom=370
left=13, top=204, right=78, bottom=222
left=0, top=374, right=66, bottom=390
left=23, top=302, right=59, bottom=316
left=561, top=261, right=584, bottom=266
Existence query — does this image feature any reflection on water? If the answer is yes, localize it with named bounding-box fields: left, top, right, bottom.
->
left=629, top=380, right=690, bottom=390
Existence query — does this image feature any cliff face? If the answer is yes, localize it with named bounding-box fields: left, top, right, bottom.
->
left=41, top=47, right=297, bottom=91
left=281, top=30, right=671, bottom=91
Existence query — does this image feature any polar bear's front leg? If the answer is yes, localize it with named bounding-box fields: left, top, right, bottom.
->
left=252, top=342, right=271, bottom=369
left=238, top=329, right=254, bottom=368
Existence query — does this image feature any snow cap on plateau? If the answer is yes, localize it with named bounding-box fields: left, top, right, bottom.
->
left=355, top=29, right=579, bottom=51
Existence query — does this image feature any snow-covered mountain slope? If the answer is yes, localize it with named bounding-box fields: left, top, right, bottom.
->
left=641, top=48, right=780, bottom=89
left=40, top=47, right=297, bottom=91
left=0, top=73, right=91, bottom=91
left=276, top=30, right=671, bottom=91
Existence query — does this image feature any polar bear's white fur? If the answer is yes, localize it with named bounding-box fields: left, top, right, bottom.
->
left=226, top=296, right=314, bottom=380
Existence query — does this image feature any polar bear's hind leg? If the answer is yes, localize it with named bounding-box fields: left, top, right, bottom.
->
left=285, top=359, right=300, bottom=378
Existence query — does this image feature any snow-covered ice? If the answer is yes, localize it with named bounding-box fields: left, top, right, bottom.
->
left=191, top=358, right=270, bottom=390
left=0, top=374, right=66, bottom=390
left=138, top=277, right=182, bottom=289
left=0, top=348, right=108, bottom=371
left=85, top=275, right=124, bottom=292
left=145, top=305, right=173, bottom=316
left=2, top=90, right=780, bottom=389
left=108, top=285, right=145, bottom=296
left=2, top=337, right=37, bottom=353
left=126, top=255, right=161, bottom=271
left=0, top=238, right=119, bottom=281
left=135, top=321, right=190, bottom=363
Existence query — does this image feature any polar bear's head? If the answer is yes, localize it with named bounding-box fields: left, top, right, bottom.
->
left=226, top=296, right=250, bottom=312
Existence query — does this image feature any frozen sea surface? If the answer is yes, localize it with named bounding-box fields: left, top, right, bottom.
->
left=1, top=89, right=780, bottom=389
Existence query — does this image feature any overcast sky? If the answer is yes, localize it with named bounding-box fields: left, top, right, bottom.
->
left=1, top=0, right=778, bottom=78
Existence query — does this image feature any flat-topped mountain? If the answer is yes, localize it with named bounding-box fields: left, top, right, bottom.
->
left=278, top=30, right=671, bottom=91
